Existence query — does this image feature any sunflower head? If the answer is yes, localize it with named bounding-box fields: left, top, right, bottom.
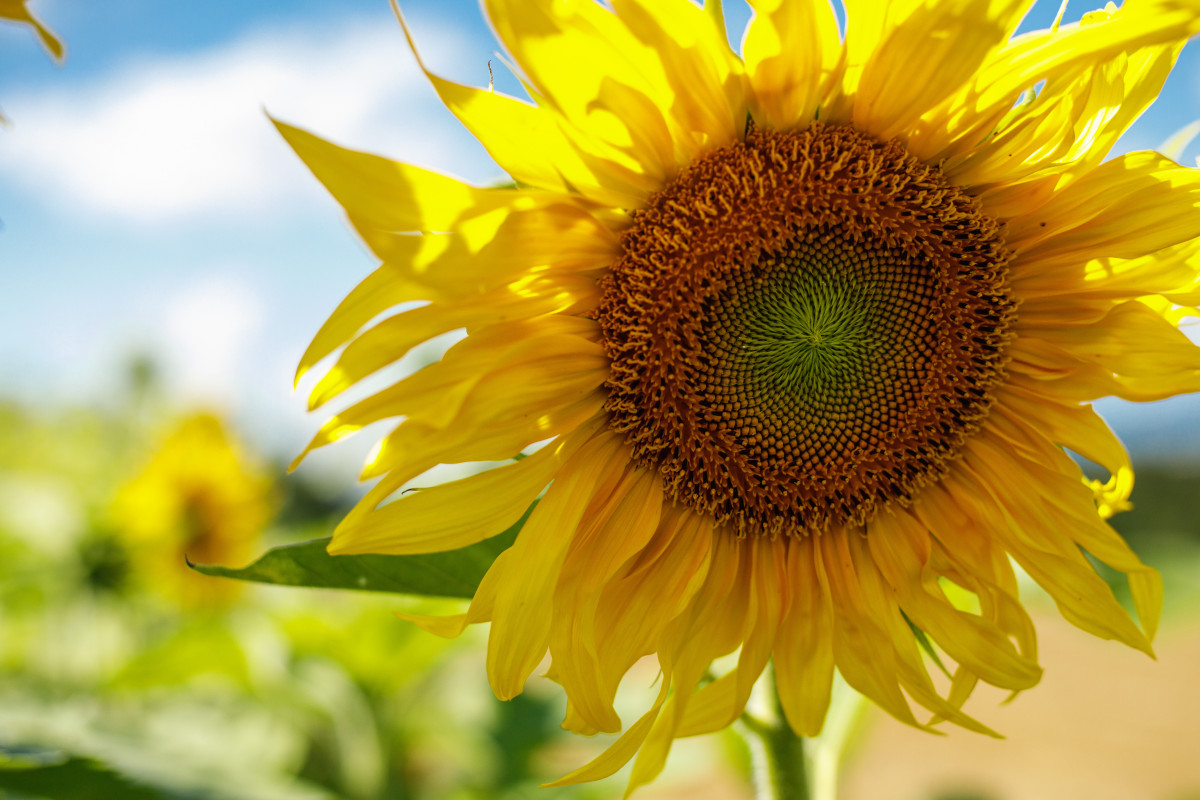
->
left=284, top=0, right=1200, bottom=792
left=113, top=413, right=273, bottom=608
left=599, top=121, right=1017, bottom=536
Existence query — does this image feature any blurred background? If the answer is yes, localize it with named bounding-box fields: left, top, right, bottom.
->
left=1, top=1, right=1199, bottom=798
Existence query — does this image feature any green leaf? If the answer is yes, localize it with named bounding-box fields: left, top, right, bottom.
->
left=900, top=610, right=953, bottom=680
left=189, top=505, right=532, bottom=598
left=0, top=746, right=202, bottom=800
left=109, top=620, right=251, bottom=691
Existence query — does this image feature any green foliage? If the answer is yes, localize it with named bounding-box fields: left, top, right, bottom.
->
left=901, top=610, right=951, bottom=680
left=0, top=746, right=204, bottom=800
left=0, top=402, right=625, bottom=800
left=110, top=621, right=252, bottom=690
left=1102, top=466, right=1200, bottom=618
left=190, top=506, right=532, bottom=598
left=487, top=692, right=560, bottom=792
left=1111, top=467, right=1200, bottom=548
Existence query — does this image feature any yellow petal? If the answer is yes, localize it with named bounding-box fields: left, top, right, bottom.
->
left=850, top=529, right=1001, bottom=735
left=817, top=530, right=929, bottom=729
left=484, top=0, right=682, bottom=185
left=423, top=73, right=654, bottom=208
left=824, top=0, right=886, bottom=122
left=294, top=317, right=603, bottom=463
left=743, top=0, right=842, bottom=129
left=296, top=262, right=441, bottom=386
left=852, top=0, right=1032, bottom=141
left=483, top=0, right=743, bottom=189
left=0, top=0, right=64, bottom=60
left=1023, top=300, right=1200, bottom=400
left=995, top=382, right=1130, bottom=478
left=589, top=510, right=714, bottom=701
left=359, top=389, right=604, bottom=486
left=543, top=680, right=670, bottom=787
left=912, top=0, right=1200, bottom=165
left=306, top=275, right=593, bottom=410
left=392, top=5, right=653, bottom=207
left=549, top=465, right=664, bottom=733
left=273, top=117, right=539, bottom=232
left=329, top=431, right=579, bottom=557
left=677, top=536, right=787, bottom=738
left=1012, top=239, right=1200, bottom=303
left=954, top=438, right=1155, bottom=654
left=774, top=536, right=835, bottom=736
left=913, top=482, right=1039, bottom=668
left=351, top=201, right=618, bottom=295
left=392, top=611, right=470, bottom=638
left=1008, top=151, right=1200, bottom=268
left=868, top=509, right=1042, bottom=692
left=946, top=30, right=1182, bottom=188
left=395, top=551, right=504, bottom=635
left=485, top=425, right=628, bottom=699
left=627, top=534, right=755, bottom=795
left=980, top=409, right=1163, bottom=641
left=611, top=0, right=744, bottom=153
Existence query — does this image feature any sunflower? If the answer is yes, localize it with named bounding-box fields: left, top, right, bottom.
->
left=283, top=0, right=1200, bottom=792
left=113, top=413, right=273, bottom=608
left=0, top=0, right=64, bottom=122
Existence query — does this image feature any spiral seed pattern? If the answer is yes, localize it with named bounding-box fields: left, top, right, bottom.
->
left=596, top=123, right=1015, bottom=536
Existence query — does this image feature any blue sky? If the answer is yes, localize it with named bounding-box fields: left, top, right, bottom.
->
left=2, top=0, right=1200, bottom=469
left=0, top=0, right=510, bottom=472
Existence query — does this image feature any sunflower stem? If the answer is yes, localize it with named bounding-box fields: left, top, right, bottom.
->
left=739, top=674, right=811, bottom=800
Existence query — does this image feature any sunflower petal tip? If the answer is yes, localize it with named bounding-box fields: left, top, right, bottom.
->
left=391, top=0, right=425, bottom=71
left=268, top=114, right=294, bottom=137
left=1120, top=625, right=1158, bottom=659
left=286, top=451, right=310, bottom=474
left=494, top=685, right=521, bottom=702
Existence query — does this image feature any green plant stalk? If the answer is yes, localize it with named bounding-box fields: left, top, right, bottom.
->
left=740, top=710, right=810, bottom=800
left=739, top=668, right=812, bottom=800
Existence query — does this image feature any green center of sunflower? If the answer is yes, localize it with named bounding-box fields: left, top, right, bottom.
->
left=710, top=236, right=931, bottom=422
left=596, top=122, right=1016, bottom=536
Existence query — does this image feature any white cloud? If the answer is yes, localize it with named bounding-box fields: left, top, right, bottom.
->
left=0, top=15, right=495, bottom=225
left=159, top=273, right=265, bottom=403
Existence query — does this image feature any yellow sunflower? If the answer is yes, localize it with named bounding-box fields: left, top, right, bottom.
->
left=113, top=413, right=273, bottom=608
left=0, top=0, right=64, bottom=122
left=283, top=0, right=1200, bottom=792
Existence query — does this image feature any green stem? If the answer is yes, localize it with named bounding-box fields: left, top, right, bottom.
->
left=739, top=675, right=810, bottom=800
left=741, top=714, right=810, bottom=800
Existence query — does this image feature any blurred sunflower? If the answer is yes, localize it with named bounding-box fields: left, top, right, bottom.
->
left=283, top=0, right=1200, bottom=792
left=113, top=413, right=273, bottom=608
left=0, top=0, right=64, bottom=122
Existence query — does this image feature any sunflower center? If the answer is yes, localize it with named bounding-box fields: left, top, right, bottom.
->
left=596, top=123, right=1016, bottom=536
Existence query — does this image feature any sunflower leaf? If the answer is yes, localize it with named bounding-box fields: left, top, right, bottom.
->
left=189, top=505, right=531, bottom=598
left=900, top=610, right=953, bottom=680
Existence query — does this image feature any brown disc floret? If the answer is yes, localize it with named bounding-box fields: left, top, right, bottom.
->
left=595, top=122, right=1016, bottom=536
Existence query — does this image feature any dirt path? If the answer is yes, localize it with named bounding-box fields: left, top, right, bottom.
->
left=842, top=612, right=1200, bottom=800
